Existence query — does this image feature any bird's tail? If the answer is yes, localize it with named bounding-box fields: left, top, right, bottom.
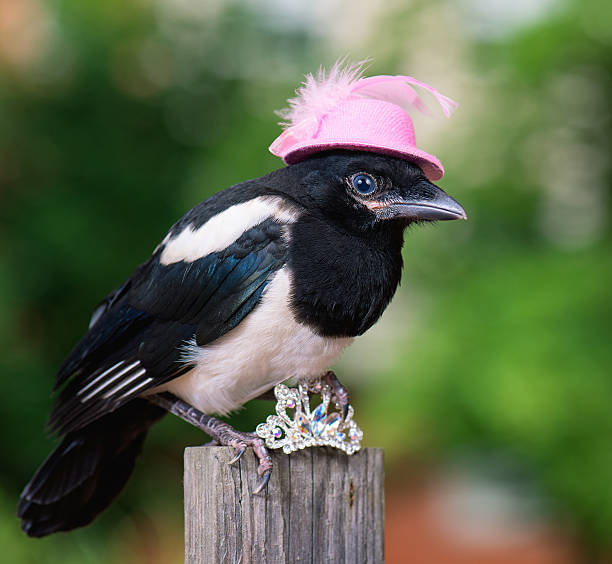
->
left=18, top=399, right=166, bottom=537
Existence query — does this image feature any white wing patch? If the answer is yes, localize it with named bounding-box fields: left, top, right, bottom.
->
left=78, top=360, right=153, bottom=403
left=159, top=196, right=299, bottom=266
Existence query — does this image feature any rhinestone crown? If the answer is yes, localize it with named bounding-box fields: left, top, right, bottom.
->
left=256, top=380, right=363, bottom=455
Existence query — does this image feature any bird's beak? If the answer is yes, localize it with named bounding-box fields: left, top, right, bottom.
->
left=369, top=181, right=467, bottom=222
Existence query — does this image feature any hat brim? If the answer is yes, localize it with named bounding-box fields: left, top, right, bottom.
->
left=282, top=141, right=444, bottom=181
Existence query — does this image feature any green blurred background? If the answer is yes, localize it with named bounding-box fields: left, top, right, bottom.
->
left=1, top=0, right=611, bottom=562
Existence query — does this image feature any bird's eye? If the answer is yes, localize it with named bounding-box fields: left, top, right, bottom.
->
left=351, top=174, right=376, bottom=195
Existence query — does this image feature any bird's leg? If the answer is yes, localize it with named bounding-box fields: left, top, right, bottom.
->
left=322, top=370, right=350, bottom=419
left=147, top=392, right=272, bottom=493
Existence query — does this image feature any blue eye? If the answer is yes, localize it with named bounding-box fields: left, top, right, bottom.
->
left=351, top=174, right=376, bottom=195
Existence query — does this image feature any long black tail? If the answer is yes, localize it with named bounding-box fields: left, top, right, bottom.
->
left=18, top=399, right=166, bottom=537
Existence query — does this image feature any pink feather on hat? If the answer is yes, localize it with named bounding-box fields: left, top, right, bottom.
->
left=269, top=59, right=457, bottom=181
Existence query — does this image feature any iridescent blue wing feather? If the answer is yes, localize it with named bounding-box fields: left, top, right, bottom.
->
left=49, top=218, right=289, bottom=435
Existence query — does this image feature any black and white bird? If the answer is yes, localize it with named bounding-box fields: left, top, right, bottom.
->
left=18, top=65, right=466, bottom=537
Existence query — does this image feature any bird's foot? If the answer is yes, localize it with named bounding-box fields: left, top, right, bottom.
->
left=322, top=370, right=350, bottom=419
left=216, top=428, right=273, bottom=494
left=147, top=393, right=272, bottom=493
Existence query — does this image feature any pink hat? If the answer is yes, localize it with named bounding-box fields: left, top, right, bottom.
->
left=269, top=61, right=457, bottom=181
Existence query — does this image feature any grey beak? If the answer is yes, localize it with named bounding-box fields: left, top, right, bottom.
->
left=375, top=183, right=467, bottom=222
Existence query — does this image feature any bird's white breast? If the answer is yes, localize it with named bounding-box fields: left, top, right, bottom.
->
left=159, top=267, right=353, bottom=415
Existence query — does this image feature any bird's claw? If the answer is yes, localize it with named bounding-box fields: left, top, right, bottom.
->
left=252, top=439, right=273, bottom=493
left=254, top=469, right=271, bottom=494
left=228, top=446, right=246, bottom=465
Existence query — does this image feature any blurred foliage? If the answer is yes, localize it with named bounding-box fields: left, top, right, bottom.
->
left=0, top=0, right=611, bottom=561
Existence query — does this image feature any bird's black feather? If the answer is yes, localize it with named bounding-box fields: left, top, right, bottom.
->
left=19, top=400, right=166, bottom=537
left=49, top=217, right=290, bottom=436
left=288, top=213, right=403, bottom=337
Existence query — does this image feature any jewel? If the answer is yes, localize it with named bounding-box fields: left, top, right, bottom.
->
left=256, top=379, right=362, bottom=455
left=311, top=403, right=327, bottom=436
left=295, top=413, right=310, bottom=435
left=324, top=413, right=340, bottom=434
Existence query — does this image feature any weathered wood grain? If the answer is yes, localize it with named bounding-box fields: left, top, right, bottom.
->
left=184, top=446, right=384, bottom=564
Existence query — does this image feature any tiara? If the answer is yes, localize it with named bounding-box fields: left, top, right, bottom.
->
left=256, top=379, right=363, bottom=455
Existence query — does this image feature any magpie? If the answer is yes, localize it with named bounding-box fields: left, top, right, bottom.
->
left=17, top=149, right=466, bottom=537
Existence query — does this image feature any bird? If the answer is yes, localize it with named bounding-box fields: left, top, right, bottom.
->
left=18, top=62, right=466, bottom=537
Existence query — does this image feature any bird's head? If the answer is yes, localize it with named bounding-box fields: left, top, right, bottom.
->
left=286, top=150, right=466, bottom=235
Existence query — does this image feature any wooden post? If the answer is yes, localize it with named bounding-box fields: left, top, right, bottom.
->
left=184, top=446, right=384, bottom=563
